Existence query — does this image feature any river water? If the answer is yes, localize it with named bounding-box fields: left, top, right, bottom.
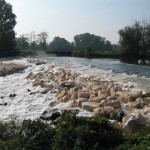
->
left=40, top=57, right=150, bottom=91
left=0, top=57, right=149, bottom=122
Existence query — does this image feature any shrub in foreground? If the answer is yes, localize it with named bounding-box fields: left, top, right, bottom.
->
left=0, top=115, right=149, bottom=150
left=52, top=115, right=123, bottom=150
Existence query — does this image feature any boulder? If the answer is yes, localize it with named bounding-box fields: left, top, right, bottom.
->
left=62, top=108, right=80, bottom=116
left=93, top=86, right=103, bottom=93
left=40, top=109, right=61, bottom=121
left=76, top=98, right=88, bottom=107
left=49, top=101, right=58, bottom=107
left=9, top=93, right=16, bottom=97
left=98, top=90, right=109, bottom=100
left=144, top=97, right=150, bottom=105
left=128, top=101, right=143, bottom=109
left=143, top=107, right=150, bottom=114
left=128, top=90, right=142, bottom=102
left=109, top=120, right=122, bottom=129
left=59, top=81, right=75, bottom=88
left=0, top=103, right=7, bottom=106
left=99, top=100, right=120, bottom=107
left=62, top=95, right=70, bottom=101
left=56, top=90, right=68, bottom=100
left=122, top=114, right=149, bottom=133
left=88, top=97, right=104, bottom=103
left=94, top=106, right=114, bottom=118
left=110, top=86, right=122, bottom=97
left=78, top=91, right=90, bottom=99
left=59, top=71, right=66, bottom=79
left=86, top=83, right=94, bottom=91
left=26, top=72, right=33, bottom=79
left=115, top=91, right=129, bottom=103
left=64, top=101, right=77, bottom=110
left=106, top=96, right=116, bottom=100
left=58, top=95, right=70, bottom=103
left=110, top=87, right=116, bottom=97
left=71, top=90, right=78, bottom=100
left=82, top=102, right=100, bottom=112
left=94, top=106, right=124, bottom=121
left=28, top=59, right=47, bottom=65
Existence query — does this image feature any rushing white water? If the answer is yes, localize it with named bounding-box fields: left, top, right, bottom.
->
left=43, top=57, right=150, bottom=90
left=0, top=57, right=149, bottom=122
left=0, top=59, right=50, bottom=122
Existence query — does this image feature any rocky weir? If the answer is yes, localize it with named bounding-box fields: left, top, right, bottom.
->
left=0, top=58, right=150, bottom=133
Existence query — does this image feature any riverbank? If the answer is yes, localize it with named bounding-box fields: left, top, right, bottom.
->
left=0, top=58, right=150, bottom=133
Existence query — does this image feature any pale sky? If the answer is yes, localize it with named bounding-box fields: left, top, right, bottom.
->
left=6, top=0, right=150, bottom=44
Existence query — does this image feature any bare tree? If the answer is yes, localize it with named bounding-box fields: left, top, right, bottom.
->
left=37, top=32, right=48, bottom=50
left=27, top=31, right=37, bottom=50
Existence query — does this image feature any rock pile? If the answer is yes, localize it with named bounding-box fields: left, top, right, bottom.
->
left=26, top=60, right=150, bottom=133
left=0, top=62, right=26, bottom=76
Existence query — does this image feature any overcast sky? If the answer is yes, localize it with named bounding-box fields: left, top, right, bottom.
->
left=6, top=0, right=150, bottom=44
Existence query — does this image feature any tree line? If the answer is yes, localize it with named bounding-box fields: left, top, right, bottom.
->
left=0, top=0, right=150, bottom=65
left=16, top=32, right=114, bottom=52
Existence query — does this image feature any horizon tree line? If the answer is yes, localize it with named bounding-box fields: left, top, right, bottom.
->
left=16, top=32, right=115, bottom=51
left=0, top=0, right=149, bottom=65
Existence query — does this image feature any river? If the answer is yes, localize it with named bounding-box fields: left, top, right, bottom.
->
left=0, top=57, right=149, bottom=122
left=39, top=57, right=150, bottom=91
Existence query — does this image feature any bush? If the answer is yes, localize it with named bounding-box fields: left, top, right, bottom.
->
left=116, top=133, right=150, bottom=150
left=52, top=115, right=123, bottom=150
left=0, top=120, right=54, bottom=150
left=0, top=115, right=149, bottom=150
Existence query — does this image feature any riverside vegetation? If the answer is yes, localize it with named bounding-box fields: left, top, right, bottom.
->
left=0, top=115, right=150, bottom=150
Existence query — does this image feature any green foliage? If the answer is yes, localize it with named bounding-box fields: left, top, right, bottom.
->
left=0, top=0, right=18, bottom=57
left=0, top=116, right=149, bottom=150
left=52, top=115, right=123, bottom=150
left=116, top=133, right=150, bottom=150
left=84, top=46, right=93, bottom=58
left=0, top=120, right=54, bottom=150
left=118, top=20, right=150, bottom=64
left=74, top=33, right=112, bottom=51
left=16, top=35, right=29, bottom=50
left=49, top=36, right=72, bottom=50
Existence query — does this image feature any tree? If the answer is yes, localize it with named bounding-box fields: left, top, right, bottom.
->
left=27, top=31, right=37, bottom=50
left=49, top=36, right=72, bottom=50
left=73, top=33, right=112, bottom=51
left=118, top=20, right=150, bottom=64
left=16, top=34, right=29, bottom=50
left=84, top=46, right=93, bottom=58
left=37, top=32, right=48, bottom=50
left=0, top=0, right=17, bottom=57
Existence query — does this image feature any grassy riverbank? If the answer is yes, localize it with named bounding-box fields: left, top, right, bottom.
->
left=0, top=115, right=149, bottom=150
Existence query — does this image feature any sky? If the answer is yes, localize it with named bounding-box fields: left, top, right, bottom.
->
left=5, top=0, right=150, bottom=44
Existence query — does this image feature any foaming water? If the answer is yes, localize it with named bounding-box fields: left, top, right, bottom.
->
left=0, top=57, right=149, bottom=122
left=43, top=57, right=150, bottom=90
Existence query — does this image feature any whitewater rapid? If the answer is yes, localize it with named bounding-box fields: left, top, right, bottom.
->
left=0, top=57, right=149, bottom=122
